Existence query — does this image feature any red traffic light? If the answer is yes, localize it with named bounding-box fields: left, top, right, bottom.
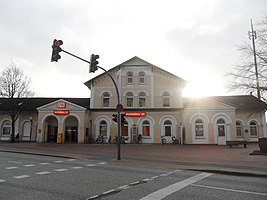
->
left=54, top=40, right=63, bottom=47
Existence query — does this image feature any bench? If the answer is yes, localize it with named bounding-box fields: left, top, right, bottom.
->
left=226, top=140, right=247, bottom=148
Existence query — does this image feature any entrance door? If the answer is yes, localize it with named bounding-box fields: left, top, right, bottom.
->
left=47, top=126, right=58, bottom=143
left=65, top=127, right=78, bottom=143
left=217, top=124, right=226, bottom=145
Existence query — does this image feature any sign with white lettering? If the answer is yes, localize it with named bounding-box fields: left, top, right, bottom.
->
left=54, top=110, right=69, bottom=115
left=125, top=112, right=146, bottom=117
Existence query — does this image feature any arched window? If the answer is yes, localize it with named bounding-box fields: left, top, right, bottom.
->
left=138, top=72, right=145, bottom=84
left=126, top=92, right=134, bottom=107
left=23, top=121, right=31, bottom=137
left=164, top=120, right=172, bottom=136
left=138, top=92, right=146, bottom=107
left=2, top=120, right=11, bottom=136
left=142, top=120, right=150, bottom=137
left=162, top=91, right=170, bottom=107
left=102, top=92, right=110, bottom=107
left=122, top=121, right=128, bottom=137
left=99, top=120, right=107, bottom=137
left=217, top=119, right=225, bottom=136
left=236, top=121, right=242, bottom=137
left=250, top=121, right=257, bottom=137
left=195, top=119, right=204, bottom=137
left=127, top=72, right=133, bottom=84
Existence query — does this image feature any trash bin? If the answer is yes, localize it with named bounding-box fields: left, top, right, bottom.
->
left=57, top=133, right=63, bottom=144
left=258, top=137, right=267, bottom=153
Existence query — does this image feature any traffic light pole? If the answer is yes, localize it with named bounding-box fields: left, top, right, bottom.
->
left=59, top=48, right=122, bottom=160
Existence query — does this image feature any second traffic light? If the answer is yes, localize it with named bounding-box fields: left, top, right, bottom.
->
left=112, top=114, right=118, bottom=123
left=51, top=39, right=63, bottom=62
left=89, top=54, right=99, bottom=73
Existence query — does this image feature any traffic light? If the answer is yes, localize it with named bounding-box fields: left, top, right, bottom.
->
left=112, top=114, right=118, bottom=123
left=121, top=113, right=127, bottom=126
left=51, top=39, right=63, bottom=62
left=89, top=54, right=99, bottom=73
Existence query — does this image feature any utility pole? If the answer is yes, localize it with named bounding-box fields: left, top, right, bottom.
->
left=248, top=19, right=261, bottom=99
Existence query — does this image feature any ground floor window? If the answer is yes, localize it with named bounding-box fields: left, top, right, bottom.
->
left=99, top=120, right=107, bottom=137
left=122, top=124, right=128, bottom=137
left=195, top=119, right=204, bottom=137
left=236, top=121, right=242, bottom=137
left=164, top=120, right=172, bottom=136
left=217, top=119, right=226, bottom=136
left=2, top=120, right=11, bottom=136
left=250, top=121, right=257, bottom=137
left=142, top=120, right=150, bottom=136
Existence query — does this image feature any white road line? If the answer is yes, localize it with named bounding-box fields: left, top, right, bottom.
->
left=54, top=160, right=64, bottom=163
left=151, top=176, right=159, bottom=179
left=0, top=179, right=6, bottom=183
left=23, top=164, right=36, bottom=167
left=139, top=172, right=212, bottom=200
left=8, top=161, right=22, bottom=164
left=14, top=175, right=30, bottom=179
left=54, top=169, right=68, bottom=172
left=86, top=164, right=97, bottom=167
left=5, top=167, right=18, bottom=170
left=36, top=171, right=51, bottom=175
left=191, top=184, right=267, bottom=196
left=102, top=189, right=116, bottom=195
left=97, top=162, right=107, bottom=165
left=71, top=166, right=83, bottom=169
left=39, top=162, right=50, bottom=165
left=67, top=159, right=76, bottom=161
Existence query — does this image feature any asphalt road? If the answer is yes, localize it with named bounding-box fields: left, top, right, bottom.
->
left=0, top=152, right=267, bottom=200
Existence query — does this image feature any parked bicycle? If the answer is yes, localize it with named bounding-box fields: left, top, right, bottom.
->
left=113, top=136, right=126, bottom=144
left=96, top=135, right=106, bottom=144
left=87, top=135, right=95, bottom=144
left=137, top=134, right=143, bottom=144
left=172, top=136, right=180, bottom=144
left=161, top=136, right=167, bottom=144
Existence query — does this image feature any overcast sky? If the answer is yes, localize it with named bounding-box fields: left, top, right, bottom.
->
left=0, top=0, right=266, bottom=98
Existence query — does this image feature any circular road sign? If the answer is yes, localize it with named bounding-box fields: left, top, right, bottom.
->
left=116, top=104, right=124, bottom=112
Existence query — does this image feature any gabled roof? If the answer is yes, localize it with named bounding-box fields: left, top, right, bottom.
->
left=84, top=56, right=187, bottom=88
left=0, top=98, right=90, bottom=112
left=184, top=95, right=267, bottom=111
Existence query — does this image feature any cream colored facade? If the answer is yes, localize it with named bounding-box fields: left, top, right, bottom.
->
left=1, top=56, right=267, bottom=144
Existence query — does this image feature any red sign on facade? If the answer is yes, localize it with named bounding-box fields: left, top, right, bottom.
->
left=125, top=112, right=146, bottom=117
left=54, top=110, right=69, bottom=115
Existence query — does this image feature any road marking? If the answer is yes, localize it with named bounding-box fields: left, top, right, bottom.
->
left=98, top=162, right=107, bottom=165
left=54, top=160, right=64, bottom=163
left=8, top=161, right=22, bottom=164
left=67, top=159, right=76, bottom=161
left=5, top=167, right=18, bottom=170
left=191, top=184, right=267, bottom=196
left=54, top=169, right=68, bottom=172
left=39, top=162, right=50, bottom=165
left=86, top=164, right=97, bottom=167
left=14, top=175, right=30, bottom=179
left=71, top=166, right=83, bottom=169
left=23, top=164, right=36, bottom=167
left=139, top=172, right=212, bottom=200
left=36, top=171, right=51, bottom=175
left=0, top=179, right=6, bottom=183
left=102, top=189, right=116, bottom=195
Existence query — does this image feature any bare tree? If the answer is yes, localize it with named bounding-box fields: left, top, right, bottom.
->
left=0, top=62, right=34, bottom=142
left=226, top=14, right=267, bottom=100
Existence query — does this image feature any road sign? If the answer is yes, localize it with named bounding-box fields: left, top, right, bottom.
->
left=125, top=112, right=146, bottom=117
left=116, top=104, right=123, bottom=112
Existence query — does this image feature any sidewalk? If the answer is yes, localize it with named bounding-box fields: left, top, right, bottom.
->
left=0, top=142, right=266, bottom=177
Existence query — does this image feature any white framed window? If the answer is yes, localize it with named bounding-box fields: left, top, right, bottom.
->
left=162, top=91, right=170, bottom=107
left=102, top=92, right=110, bottom=107
left=142, top=120, right=150, bottom=137
left=250, top=121, right=258, bottom=137
left=164, top=120, right=172, bottom=136
left=126, top=92, right=134, bottom=107
left=138, top=92, right=146, bottom=107
left=195, top=119, right=204, bottom=137
left=138, top=72, right=145, bottom=84
left=2, top=120, right=11, bottom=136
left=236, top=121, right=242, bottom=138
left=99, top=120, right=107, bottom=137
left=127, top=72, right=133, bottom=84
left=217, top=119, right=225, bottom=137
